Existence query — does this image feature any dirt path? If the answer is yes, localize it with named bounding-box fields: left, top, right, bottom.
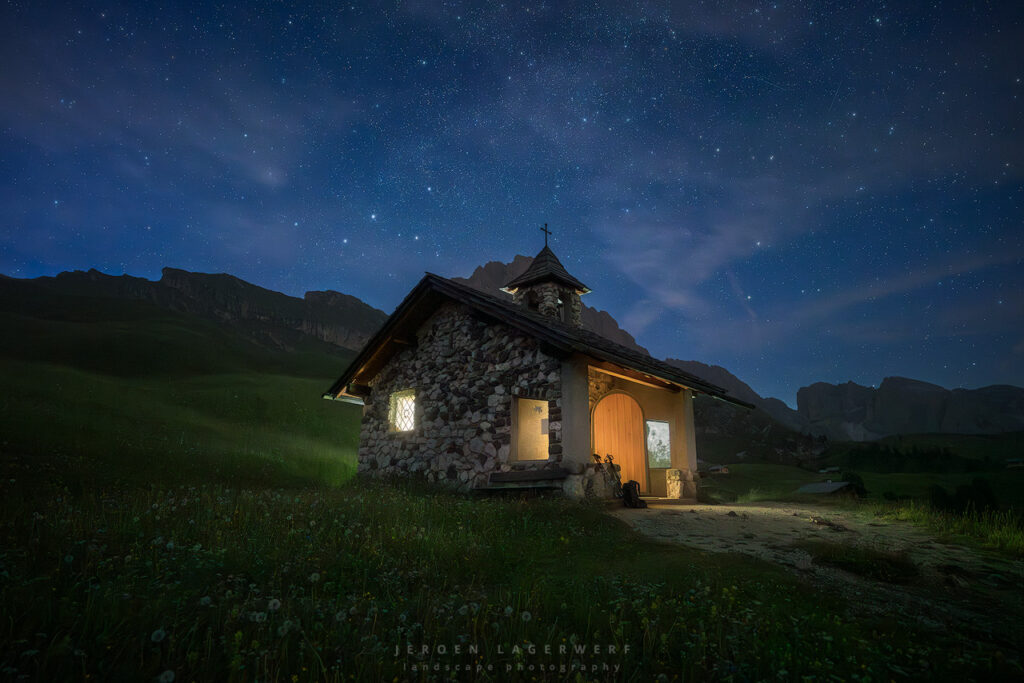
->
left=611, top=502, right=1024, bottom=651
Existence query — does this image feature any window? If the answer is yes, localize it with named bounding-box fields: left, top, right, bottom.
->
left=526, top=290, right=540, bottom=311
left=388, top=389, right=416, bottom=432
left=514, top=398, right=549, bottom=460
left=645, top=420, right=671, bottom=468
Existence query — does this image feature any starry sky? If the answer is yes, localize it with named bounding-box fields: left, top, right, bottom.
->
left=1, top=1, right=1022, bottom=406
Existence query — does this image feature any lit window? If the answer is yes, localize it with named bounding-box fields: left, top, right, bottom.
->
left=514, top=398, right=549, bottom=460
left=645, top=420, right=671, bottom=468
left=389, top=389, right=415, bottom=432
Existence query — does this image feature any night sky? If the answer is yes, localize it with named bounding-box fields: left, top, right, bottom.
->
left=1, top=1, right=1021, bottom=406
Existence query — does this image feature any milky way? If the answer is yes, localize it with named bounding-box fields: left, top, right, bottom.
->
left=1, top=1, right=1021, bottom=405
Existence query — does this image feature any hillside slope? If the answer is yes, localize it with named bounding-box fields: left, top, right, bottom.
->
left=5, top=266, right=388, bottom=353
left=0, top=275, right=361, bottom=486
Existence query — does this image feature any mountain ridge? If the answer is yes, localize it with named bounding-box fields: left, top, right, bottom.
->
left=5, top=263, right=1022, bottom=443
left=12, top=266, right=389, bottom=353
left=797, top=376, right=1024, bottom=441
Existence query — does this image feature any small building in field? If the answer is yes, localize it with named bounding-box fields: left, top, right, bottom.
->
left=324, top=243, right=752, bottom=499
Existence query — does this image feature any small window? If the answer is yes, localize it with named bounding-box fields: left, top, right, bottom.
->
left=389, top=389, right=416, bottom=432
left=645, top=420, right=671, bottom=468
left=514, top=398, right=549, bottom=461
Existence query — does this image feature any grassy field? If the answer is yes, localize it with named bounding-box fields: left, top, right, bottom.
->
left=0, top=284, right=362, bottom=489
left=0, top=359, right=360, bottom=489
left=698, top=463, right=1024, bottom=557
left=1, top=286, right=1022, bottom=679
left=2, top=474, right=1019, bottom=681
left=700, top=463, right=1024, bottom=507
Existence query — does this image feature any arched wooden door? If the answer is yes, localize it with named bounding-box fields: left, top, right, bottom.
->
left=592, top=393, right=647, bottom=492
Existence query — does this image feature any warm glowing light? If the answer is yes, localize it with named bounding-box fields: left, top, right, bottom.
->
left=388, top=389, right=415, bottom=432
left=514, top=398, right=549, bottom=460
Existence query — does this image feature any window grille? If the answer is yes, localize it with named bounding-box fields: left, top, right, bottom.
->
left=389, top=389, right=415, bottom=432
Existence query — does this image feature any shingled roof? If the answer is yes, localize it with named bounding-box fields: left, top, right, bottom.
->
left=324, top=272, right=754, bottom=409
left=500, top=246, right=591, bottom=294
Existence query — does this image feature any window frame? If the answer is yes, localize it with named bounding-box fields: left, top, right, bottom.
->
left=388, top=389, right=416, bottom=433
left=644, top=419, right=672, bottom=469
left=511, top=396, right=551, bottom=462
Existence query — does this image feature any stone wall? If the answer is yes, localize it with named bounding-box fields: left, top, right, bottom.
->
left=356, top=302, right=563, bottom=490
left=512, top=283, right=582, bottom=327
left=588, top=368, right=616, bottom=411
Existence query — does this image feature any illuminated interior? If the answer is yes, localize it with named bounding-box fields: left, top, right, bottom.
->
left=592, top=392, right=647, bottom=491
left=645, top=420, right=671, bottom=468
left=514, top=398, right=549, bottom=460
left=388, top=389, right=416, bottom=432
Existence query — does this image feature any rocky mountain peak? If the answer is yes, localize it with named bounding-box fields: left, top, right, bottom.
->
left=453, top=255, right=649, bottom=354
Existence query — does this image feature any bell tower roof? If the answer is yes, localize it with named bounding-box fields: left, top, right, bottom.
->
left=500, top=244, right=591, bottom=295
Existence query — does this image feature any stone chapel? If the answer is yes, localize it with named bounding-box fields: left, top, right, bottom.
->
left=324, top=240, right=751, bottom=500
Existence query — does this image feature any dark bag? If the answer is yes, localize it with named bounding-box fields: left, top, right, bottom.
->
left=622, top=480, right=647, bottom=508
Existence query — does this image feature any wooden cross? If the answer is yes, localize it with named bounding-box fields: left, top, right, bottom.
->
left=540, top=223, right=551, bottom=247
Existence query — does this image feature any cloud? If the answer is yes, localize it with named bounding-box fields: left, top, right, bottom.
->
left=677, top=248, right=1023, bottom=355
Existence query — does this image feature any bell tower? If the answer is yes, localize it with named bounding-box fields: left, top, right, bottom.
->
left=500, top=225, right=590, bottom=327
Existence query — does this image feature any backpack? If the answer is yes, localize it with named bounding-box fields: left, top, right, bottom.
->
left=622, top=480, right=647, bottom=508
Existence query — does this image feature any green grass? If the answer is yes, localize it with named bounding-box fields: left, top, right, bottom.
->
left=1, top=477, right=1018, bottom=681
left=869, top=500, right=1024, bottom=557
left=0, top=359, right=360, bottom=488
left=699, top=463, right=1024, bottom=508
left=0, top=287, right=362, bottom=488
left=697, top=464, right=1024, bottom=558
left=874, top=433, right=1024, bottom=462
left=697, top=464, right=822, bottom=503
left=1, top=281, right=1022, bottom=678
left=862, top=470, right=1024, bottom=508
left=792, top=540, right=920, bottom=584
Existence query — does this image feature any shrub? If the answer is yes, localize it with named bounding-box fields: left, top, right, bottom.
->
left=839, top=470, right=867, bottom=497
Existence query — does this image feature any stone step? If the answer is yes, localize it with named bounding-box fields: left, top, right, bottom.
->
left=473, top=481, right=564, bottom=492
left=487, top=468, right=569, bottom=484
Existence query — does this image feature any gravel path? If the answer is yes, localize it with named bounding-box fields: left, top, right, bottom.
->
left=611, top=502, right=1024, bottom=650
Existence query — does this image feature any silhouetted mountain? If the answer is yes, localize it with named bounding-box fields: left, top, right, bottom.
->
left=9, top=264, right=1020, bottom=447
left=665, top=359, right=809, bottom=432
left=452, top=256, right=649, bottom=353
left=797, top=377, right=1024, bottom=441
left=7, top=267, right=388, bottom=353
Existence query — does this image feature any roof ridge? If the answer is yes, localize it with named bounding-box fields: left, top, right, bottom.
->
left=425, top=273, right=734, bottom=397
left=327, top=270, right=749, bottom=408
left=501, top=246, right=591, bottom=294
